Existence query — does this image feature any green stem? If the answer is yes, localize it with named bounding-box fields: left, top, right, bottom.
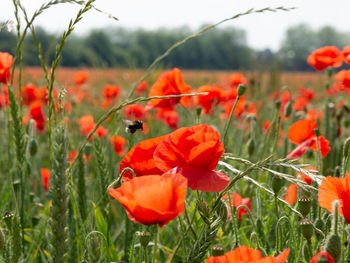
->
left=144, top=247, right=148, bottom=263
left=223, top=95, right=241, bottom=147
left=152, top=225, right=158, bottom=263
left=227, top=193, right=239, bottom=247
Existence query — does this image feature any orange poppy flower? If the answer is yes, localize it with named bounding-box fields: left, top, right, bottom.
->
left=342, top=45, right=350, bottom=64
left=77, top=115, right=108, bottom=140
left=0, top=52, right=13, bottom=84
left=103, top=84, right=121, bottom=99
left=74, top=70, right=88, bottom=85
left=40, top=168, right=50, bottom=191
left=287, top=119, right=330, bottom=159
left=284, top=184, right=297, bottom=205
left=108, top=172, right=187, bottom=227
left=293, top=97, right=309, bottom=112
left=335, top=70, right=350, bottom=88
left=110, top=135, right=126, bottom=156
left=154, top=124, right=229, bottom=192
left=145, top=68, right=191, bottom=110
left=119, top=135, right=167, bottom=180
left=318, top=173, right=350, bottom=223
left=310, top=251, right=334, bottom=263
left=229, top=73, right=248, bottom=88
left=205, top=246, right=289, bottom=263
left=307, top=46, right=342, bottom=71
left=195, top=85, right=226, bottom=114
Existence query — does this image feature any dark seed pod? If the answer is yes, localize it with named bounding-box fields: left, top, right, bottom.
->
left=212, top=244, right=225, bottom=256
left=325, top=234, right=341, bottom=263
left=139, top=231, right=151, bottom=248
left=300, top=218, right=313, bottom=241
left=298, top=196, right=312, bottom=218
left=271, top=176, right=284, bottom=194
left=29, top=138, right=38, bottom=156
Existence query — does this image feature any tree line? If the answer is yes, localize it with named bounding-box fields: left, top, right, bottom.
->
left=1, top=24, right=349, bottom=71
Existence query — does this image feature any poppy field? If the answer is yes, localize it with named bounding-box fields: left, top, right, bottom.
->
left=2, top=2, right=350, bottom=263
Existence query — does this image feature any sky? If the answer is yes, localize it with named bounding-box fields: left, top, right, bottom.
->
left=1, top=0, right=350, bottom=51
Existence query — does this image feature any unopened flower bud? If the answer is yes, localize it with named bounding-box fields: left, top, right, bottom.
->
left=196, top=106, right=202, bottom=117
left=271, top=176, right=284, bottom=194
left=325, top=234, right=341, bottom=263
left=300, top=218, right=313, bottom=241
left=29, top=138, right=38, bottom=156
left=284, top=102, right=292, bottom=117
left=247, top=138, right=255, bottom=156
left=238, top=84, right=246, bottom=96
left=314, top=128, right=321, bottom=137
left=275, top=99, right=281, bottom=110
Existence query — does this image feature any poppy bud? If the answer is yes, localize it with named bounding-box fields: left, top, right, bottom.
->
left=3, top=211, right=14, bottom=230
left=314, top=218, right=325, bottom=241
left=139, top=231, right=151, bottom=248
left=196, top=106, right=202, bottom=117
left=325, top=234, right=341, bottom=263
left=271, top=176, right=284, bottom=194
left=314, top=128, right=321, bottom=137
left=29, top=138, right=38, bottom=156
left=247, top=138, right=255, bottom=156
left=212, top=244, right=225, bottom=256
left=275, top=99, right=281, bottom=110
left=215, top=199, right=228, bottom=222
left=298, top=196, right=312, bottom=218
left=237, top=84, right=246, bottom=96
left=284, top=102, right=292, bottom=117
left=0, top=228, right=4, bottom=251
left=300, top=218, right=313, bottom=241
left=13, top=179, right=20, bottom=193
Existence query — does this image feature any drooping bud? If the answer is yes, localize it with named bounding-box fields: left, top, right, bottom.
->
left=238, top=84, right=246, bottom=96
left=139, top=231, right=151, bottom=248
left=300, top=218, right=313, bottom=242
left=275, top=99, right=281, bottom=110
left=212, top=244, right=225, bottom=256
left=298, top=196, right=312, bottom=218
left=271, top=176, right=284, bottom=194
left=247, top=138, right=255, bottom=156
left=29, top=138, right=38, bottom=156
left=284, top=102, right=292, bottom=117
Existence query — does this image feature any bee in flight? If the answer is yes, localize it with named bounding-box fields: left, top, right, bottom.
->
left=123, top=120, right=143, bottom=134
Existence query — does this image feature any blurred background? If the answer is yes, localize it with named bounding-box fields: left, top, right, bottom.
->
left=1, top=0, right=349, bottom=70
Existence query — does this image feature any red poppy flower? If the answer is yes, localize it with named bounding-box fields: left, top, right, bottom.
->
left=103, top=84, right=121, bottom=99
left=77, top=115, right=108, bottom=140
left=40, top=168, right=50, bottom=191
left=74, top=70, right=88, bottom=85
left=229, top=73, right=248, bottom=88
left=335, top=70, right=350, bottom=88
left=318, top=173, right=350, bottom=223
left=205, top=246, right=289, bottom=263
left=287, top=119, right=330, bottom=159
left=110, top=135, right=126, bottom=156
left=293, top=97, right=309, bottom=112
left=307, top=46, right=342, bottom=71
left=145, top=68, right=191, bottom=110
left=310, top=252, right=334, bottom=263
left=154, top=124, right=229, bottom=192
left=21, top=83, right=38, bottom=106
left=29, top=101, right=46, bottom=131
left=124, top=104, right=145, bottom=120
left=0, top=52, right=13, bottom=84
left=108, top=172, right=187, bottom=227
left=156, top=108, right=179, bottom=129
left=298, top=87, right=314, bottom=101
left=119, top=135, right=167, bottom=180
left=135, top=81, right=148, bottom=95
left=224, top=192, right=252, bottom=220
left=222, top=99, right=256, bottom=119
left=342, top=45, right=350, bottom=64
left=195, top=85, right=226, bottom=114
